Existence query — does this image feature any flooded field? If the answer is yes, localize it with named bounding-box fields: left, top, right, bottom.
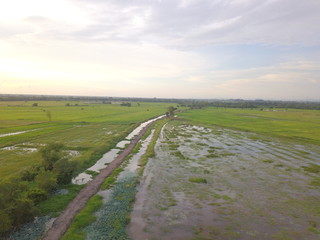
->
left=129, top=120, right=320, bottom=240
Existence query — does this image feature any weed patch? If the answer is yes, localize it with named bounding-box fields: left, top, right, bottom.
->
left=189, top=178, right=207, bottom=184
left=302, top=164, right=320, bottom=174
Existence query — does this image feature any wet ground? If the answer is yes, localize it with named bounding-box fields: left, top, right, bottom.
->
left=128, top=120, right=320, bottom=240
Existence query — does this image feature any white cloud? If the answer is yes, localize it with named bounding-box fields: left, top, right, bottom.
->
left=0, top=0, right=319, bottom=100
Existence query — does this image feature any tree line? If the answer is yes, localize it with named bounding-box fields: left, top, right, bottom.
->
left=180, top=99, right=320, bottom=110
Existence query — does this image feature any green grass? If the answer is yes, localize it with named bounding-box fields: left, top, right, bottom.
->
left=61, top=195, right=103, bottom=240
left=138, top=119, right=169, bottom=175
left=37, top=184, right=84, bottom=216
left=0, top=101, right=171, bottom=181
left=189, top=177, right=207, bottom=184
left=100, top=167, right=124, bottom=190
left=302, top=164, right=320, bottom=174
left=178, top=107, right=320, bottom=145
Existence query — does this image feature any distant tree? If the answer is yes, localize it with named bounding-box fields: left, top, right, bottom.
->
left=166, top=106, right=177, bottom=118
left=46, top=110, right=52, bottom=121
left=120, top=102, right=131, bottom=107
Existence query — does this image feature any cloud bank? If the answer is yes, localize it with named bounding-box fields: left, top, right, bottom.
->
left=0, top=0, right=319, bottom=100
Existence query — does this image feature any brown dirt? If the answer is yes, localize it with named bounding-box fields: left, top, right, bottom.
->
left=42, top=120, right=156, bottom=240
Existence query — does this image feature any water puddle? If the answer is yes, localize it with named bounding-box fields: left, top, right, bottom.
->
left=125, top=115, right=164, bottom=140
left=116, top=140, right=131, bottom=148
left=72, top=115, right=164, bottom=185
left=0, top=128, right=40, bottom=138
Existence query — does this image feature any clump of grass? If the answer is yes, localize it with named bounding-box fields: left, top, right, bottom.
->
left=274, top=163, right=285, bottom=168
left=100, top=167, right=124, bottom=190
left=189, top=177, right=207, bottom=184
left=310, top=177, right=320, bottom=187
left=263, top=160, right=274, bottom=164
left=61, top=195, right=103, bottom=240
left=138, top=119, right=168, bottom=175
left=171, top=150, right=185, bottom=159
left=220, top=152, right=235, bottom=157
left=131, top=141, right=142, bottom=154
left=85, top=170, right=99, bottom=177
left=37, top=184, right=84, bottom=216
left=302, top=164, right=320, bottom=174
left=197, top=143, right=207, bottom=147
left=205, top=153, right=219, bottom=158
left=169, top=144, right=180, bottom=150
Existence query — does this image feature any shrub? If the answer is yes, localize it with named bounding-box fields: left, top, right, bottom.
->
left=53, top=159, right=76, bottom=185
left=26, top=188, right=48, bottom=204
left=0, top=210, right=12, bottom=233
left=36, top=171, right=57, bottom=193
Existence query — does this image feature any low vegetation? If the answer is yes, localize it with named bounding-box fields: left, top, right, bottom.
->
left=138, top=119, right=169, bottom=175
left=179, top=107, right=320, bottom=145
left=188, top=177, right=207, bottom=184
left=61, top=195, right=103, bottom=240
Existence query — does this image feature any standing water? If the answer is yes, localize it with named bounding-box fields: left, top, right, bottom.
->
left=72, top=115, right=164, bottom=184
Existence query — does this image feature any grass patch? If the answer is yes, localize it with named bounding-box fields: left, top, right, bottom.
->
left=310, top=177, right=320, bottom=187
left=302, top=164, right=320, bottom=173
left=171, top=150, right=186, bottom=159
left=138, top=119, right=169, bottom=175
left=85, top=170, right=99, bottom=177
left=100, top=167, right=124, bottom=190
left=205, top=153, right=219, bottom=158
left=263, top=160, right=274, bottom=163
left=178, top=107, right=320, bottom=145
left=61, top=195, right=103, bottom=240
left=37, top=184, right=84, bottom=216
left=189, top=177, right=207, bottom=184
left=85, top=177, right=138, bottom=239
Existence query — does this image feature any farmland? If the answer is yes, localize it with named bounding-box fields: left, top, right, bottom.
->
left=1, top=102, right=320, bottom=240
left=178, top=107, right=320, bottom=145
left=0, top=101, right=171, bottom=180
left=128, top=117, right=320, bottom=240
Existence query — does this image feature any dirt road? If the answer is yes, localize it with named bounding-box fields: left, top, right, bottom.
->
left=42, top=121, right=155, bottom=240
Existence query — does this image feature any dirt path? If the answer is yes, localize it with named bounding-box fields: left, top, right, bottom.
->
left=42, top=120, right=156, bottom=240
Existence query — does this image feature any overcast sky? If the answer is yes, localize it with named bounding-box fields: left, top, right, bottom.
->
left=1, top=0, right=319, bottom=100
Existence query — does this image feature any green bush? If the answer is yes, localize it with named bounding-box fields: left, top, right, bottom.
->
left=35, top=171, right=57, bottom=193
left=0, top=210, right=12, bottom=233
left=53, top=158, right=76, bottom=185
left=26, top=188, right=48, bottom=204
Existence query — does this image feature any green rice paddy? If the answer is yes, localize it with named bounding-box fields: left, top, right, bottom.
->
left=0, top=101, right=171, bottom=181
left=178, top=107, right=320, bottom=145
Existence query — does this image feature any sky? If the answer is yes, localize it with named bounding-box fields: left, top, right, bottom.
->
left=0, top=0, right=320, bottom=100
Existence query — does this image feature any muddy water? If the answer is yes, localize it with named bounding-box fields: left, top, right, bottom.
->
left=129, top=121, right=320, bottom=240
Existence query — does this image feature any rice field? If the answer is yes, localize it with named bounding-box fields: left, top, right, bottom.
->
left=0, top=101, right=172, bottom=181
left=128, top=119, right=320, bottom=240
